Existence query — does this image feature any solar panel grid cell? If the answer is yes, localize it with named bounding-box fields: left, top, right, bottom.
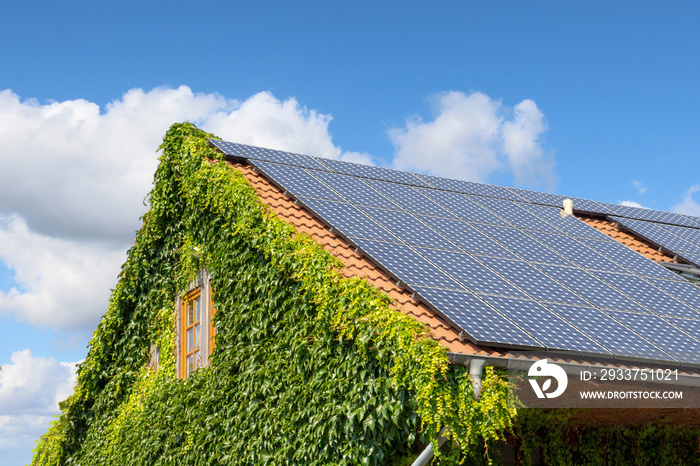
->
left=612, top=217, right=700, bottom=255
left=319, top=158, right=432, bottom=186
left=605, top=311, right=700, bottom=364
left=211, top=139, right=330, bottom=170
left=528, top=231, right=628, bottom=273
left=412, top=287, right=542, bottom=347
left=416, top=188, right=513, bottom=226
left=505, top=187, right=568, bottom=207
left=414, top=173, right=527, bottom=201
left=470, top=224, right=574, bottom=266
left=468, top=196, right=566, bottom=233
left=414, top=247, right=528, bottom=298
left=352, top=238, right=462, bottom=289
left=309, top=170, right=401, bottom=209
left=475, top=256, right=584, bottom=305
left=416, top=216, right=519, bottom=258
left=592, top=271, right=696, bottom=318
left=478, top=295, right=610, bottom=353
left=536, top=264, right=648, bottom=313
left=359, top=207, right=458, bottom=250
left=364, top=180, right=458, bottom=217
left=252, top=161, right=343, bottom=201
left=545, top=304, right=675, bottom=361
left=645, top=279, right=700, bottom=315
left=520, top=204, right=616, bottom=241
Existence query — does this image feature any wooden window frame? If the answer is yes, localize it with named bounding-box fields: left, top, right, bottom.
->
left=177, top=270, right=217, bottom=379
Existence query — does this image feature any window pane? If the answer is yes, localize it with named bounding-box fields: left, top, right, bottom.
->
left=187, top=301, right=194, bottom=325
left=195, top=323, right=201, bottom=349
left=186, top=354, right=193, bottom=376
left=187, top=328, right=193, bottom=352
left=195, top=297, right=201, bottom=322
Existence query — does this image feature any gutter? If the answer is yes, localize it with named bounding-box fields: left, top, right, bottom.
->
left=447, top=353, right=700, bottom=388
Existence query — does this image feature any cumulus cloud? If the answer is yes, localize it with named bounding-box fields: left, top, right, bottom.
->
left=0, top=350, right=78, bottom=460
left=672, top=185, right=700, bottom=217
left=632, top=180, right=647, bottom=195
left=0, top=86, right=370, bottom=331
left=388, top=91, right=556, bottom=189
left=619, top=200, right=648, bottom=209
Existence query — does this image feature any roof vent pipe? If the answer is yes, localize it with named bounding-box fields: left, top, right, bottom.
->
left=469, top=358, right=486, bottom=400
left=560, top=199, right=574, bottom=218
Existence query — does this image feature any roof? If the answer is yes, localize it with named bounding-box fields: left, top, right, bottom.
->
left=209, top=139, right=700, bottom=374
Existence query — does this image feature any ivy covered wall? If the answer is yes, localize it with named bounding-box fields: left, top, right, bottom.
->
left=31, top=123, right=515, bottom=465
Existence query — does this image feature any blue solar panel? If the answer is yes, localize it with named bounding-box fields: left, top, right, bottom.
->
left=611, top=217, right=700, bottom=255
left=364, top=180, right=458, bottom=217
left=318, top=158, right=431, bottom=186
left=479, top=295, right=610, bottom=353
left=536, top=264, right=649, bottom=313
left=644, top=279, right=700, bottom=316
left=469, top=196, right=565, bottom=233
left=413, top=287, right=542, bottom=347
left=679, top=253, right=700, bottom=267
left=520, top=204, right=616, bottom=241
left=359, top=207, right=457, bottom=249
left=416, top=188, right=512, bottom=226
left=475, top=256, right=584, bottom=305
left=506, top=187, right=569, bottom=208
left=567, top=197, right=608, bottom=214
left=592, top=271, right=696, bottom=318
left=414, top=247, right=528, bottom=298
left=414, top=173, right=527, bottom=201
left=297, top=197, right=399, bottom=241
left=470, top=224, right=573, bottom=265
left=209, top=139, right=329, bottom=170
left=577, top=238, right=683, bottom=281
left=309, top=170, right=401, bottom=209
left=666, top=317, right=700, bottom=342
left=657, top=223, right=700, bottom=247
left=545, top=304, right=674, bottom=361
left=527, top=231, right=626, bottom=272
left=604, top=203, right=700, bottom=228
left=605, top=311, right=700, bottom=364
left=252, top=161, right=343, bottom=201
left=416, top=216, right=519, bottom=258
left=352, top=238, right=461, bottom=288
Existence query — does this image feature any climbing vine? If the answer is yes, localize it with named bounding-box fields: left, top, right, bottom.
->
left=31, top=123, right=699, bottom=465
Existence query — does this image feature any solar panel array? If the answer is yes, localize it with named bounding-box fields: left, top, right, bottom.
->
left=209, top=139, right=700, bottom=366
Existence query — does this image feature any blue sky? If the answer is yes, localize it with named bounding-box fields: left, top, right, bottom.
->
left=1, top=2, right=700, bottom=464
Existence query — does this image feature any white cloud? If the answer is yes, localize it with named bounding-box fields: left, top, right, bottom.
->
left=632, top=180, right=647, bottom=195
left=388, top=91, right=556, bottom=189
left=0, top=215, right=124, bottom=330
left=672, top=185, right=700, bottom=216
left=619, top=200, right=648, bottom=209
left=0, top=350, right=78, bottom=462
left=0, top=86, right=366, bottom=331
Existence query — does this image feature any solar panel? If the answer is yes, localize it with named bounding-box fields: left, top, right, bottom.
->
left=657, top=223, right=700, bottom=247
left=470, top=224, right=573, bottom=266
left=577, top=238, right=684, bottom=281
left=644, top=279, right=700, bottom=315
left=415, top=216, right=519, bottom=259
left=605, top=203, right=700, bottom=228
left=416, top=188, right=512, bottom=226
left=318, top=158, right=432, bottom=186
left=520, top=204, right=616, bottom=241
left=468, top=196, right=566, bottom=233
left=545, top=303, right=674, bottom=361
left=666, top=317, right=700, bottom=342
left=605, top=311, right=700, bottom=364
left=479, top=295, right=610, bottom=353
left=679, top=253, right=700, bottom=267
left=252, top=161, right=343, bottom=201
left=536, top=264, right=649, bottom=313
left=296, top=197, right=398, bottom=242
left=209, top=139, right=329, bottom=170
left=414, top=173, right=527, bottom=201
left=591, top=271, right=697, bottom=318
left=414, top=247, right=528, bottom=298
left=352, top=238, right=461, bottom=289
left=412, top=287, right=542, bottom=347
left=359, top=207, right=458, bottom=249
left=567, top=197, right=608, bottom=215
left=475, top=256, right=584, bottom=305
left=527, top=231, right=626, bottom=273
left=506, top=187, right=569, bottom=208
left=610, top=217, right=700, bottom=255
left=363, top=180, right=458, bottom=217
left=309, top=170, right=401, bottom=209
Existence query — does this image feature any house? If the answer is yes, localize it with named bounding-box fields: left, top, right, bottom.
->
left=33, top=123, right=700, bottom=465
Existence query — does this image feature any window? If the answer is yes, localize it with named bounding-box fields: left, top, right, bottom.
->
left=177, top=270, right=216, bottom=378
